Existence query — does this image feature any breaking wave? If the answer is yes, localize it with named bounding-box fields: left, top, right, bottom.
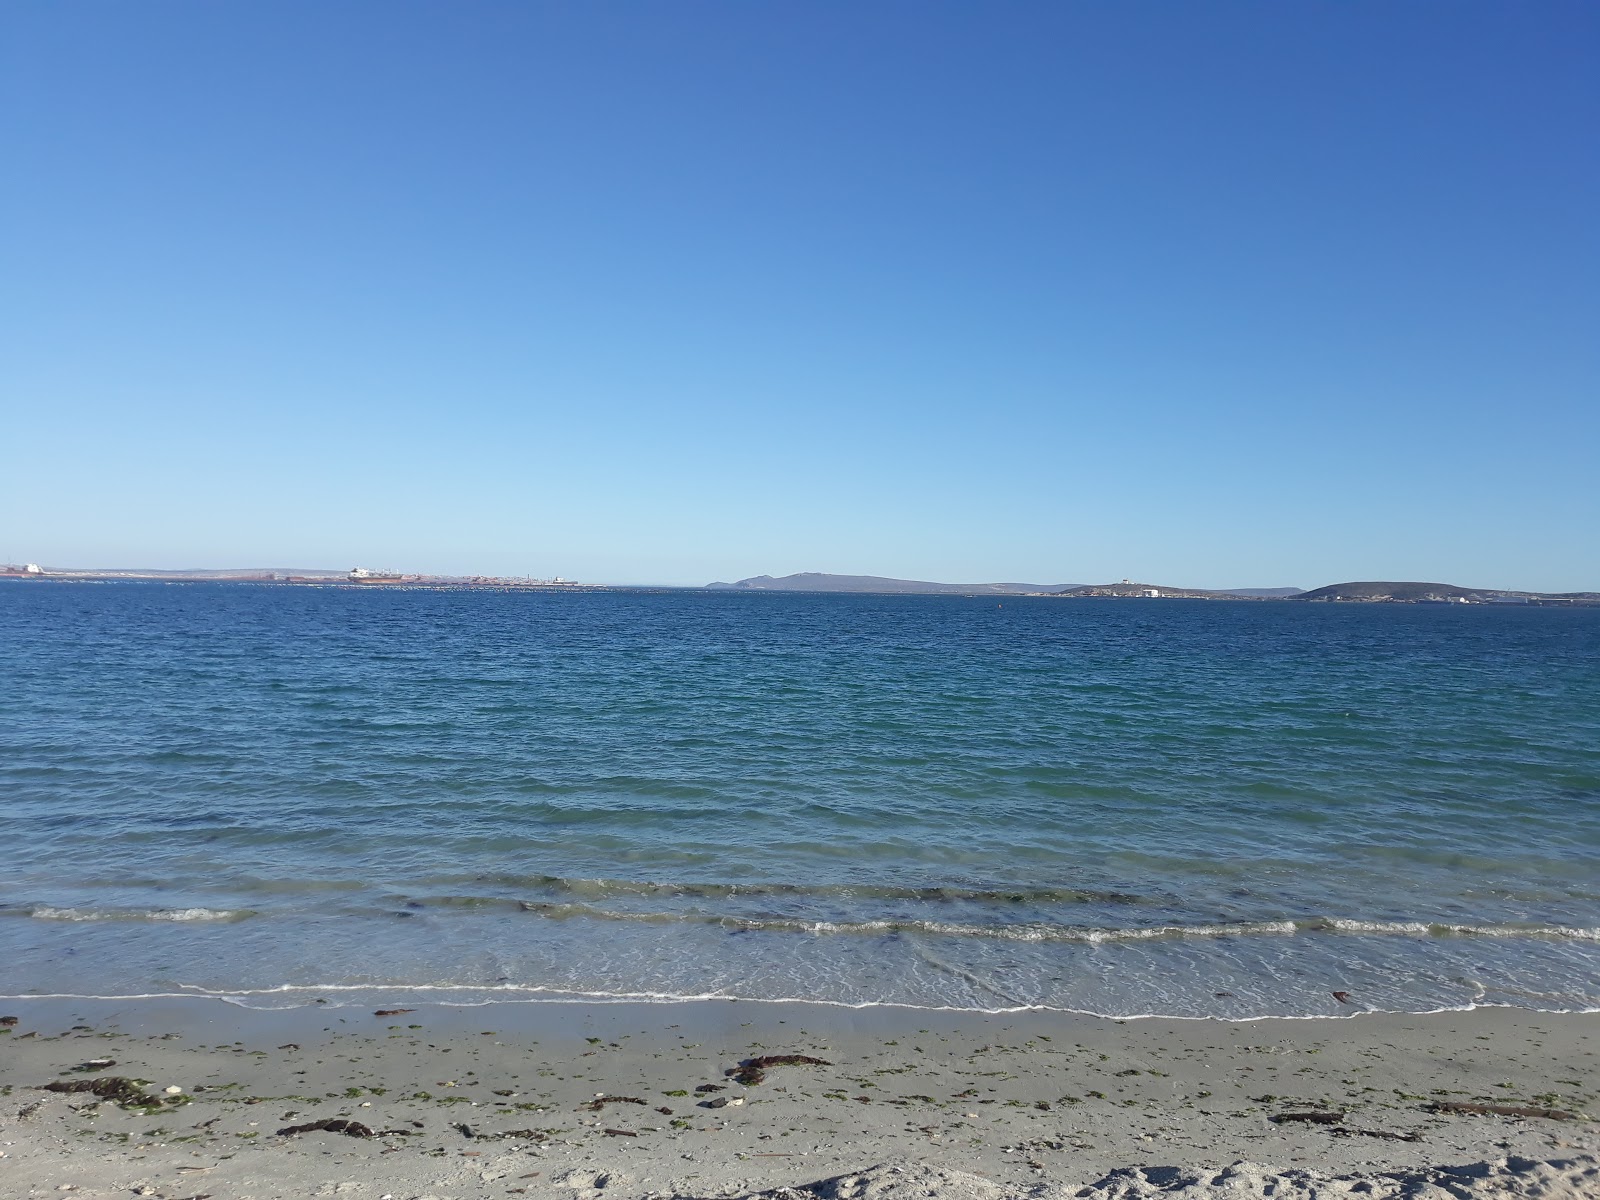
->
left=415, top=874, right=1146, bottom=905
left=20, top=906, right=256, bottom=923
left=11, top=898, right=1594, bottom=945
left=509, top=902, right=1600, bottom=943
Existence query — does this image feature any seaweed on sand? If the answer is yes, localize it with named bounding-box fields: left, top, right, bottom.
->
left=582, top=1095, right=646, bottom=1111
left=42, top=1077, right=181, bottom=1112
left=1270, top=1111, right=1345, bottom=1125
left=725, top=1054, right=832, bottom=1087
left=278, top=1118, right=375, bottom=1138
left=1331, top=1127, right=1423, bottom=1142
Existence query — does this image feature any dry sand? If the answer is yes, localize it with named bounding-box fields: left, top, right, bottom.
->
left=0, top=998, right=1595, bottom=1199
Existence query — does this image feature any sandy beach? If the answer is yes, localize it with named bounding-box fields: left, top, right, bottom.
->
left=1, top=997, right=1596, bottom=1198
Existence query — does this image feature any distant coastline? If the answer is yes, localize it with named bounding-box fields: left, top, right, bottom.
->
left=709, top=572, right=1599, bottom=605
left=0, top=563, right=605, bottom=593
left=3, top=563, right=1596, bottom=604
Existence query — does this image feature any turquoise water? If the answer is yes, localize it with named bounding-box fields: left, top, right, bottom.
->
left=2, top=582, right=1597, bottom=1017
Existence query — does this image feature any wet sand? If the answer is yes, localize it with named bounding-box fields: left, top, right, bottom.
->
left=1, top=998, right=1596, bottom=1198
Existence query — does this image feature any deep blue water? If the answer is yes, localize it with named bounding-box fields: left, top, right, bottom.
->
left=2, top=582, right=1598, bottom=1017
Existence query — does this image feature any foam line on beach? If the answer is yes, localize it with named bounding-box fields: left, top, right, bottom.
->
left=2, top=985, right=1594, bottom=1021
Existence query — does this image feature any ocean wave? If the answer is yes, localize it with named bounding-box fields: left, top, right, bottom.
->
left=1316, top=918, right=1600, bottom=941
left=22, top=906, right=255, bottom=923
left=513, top=902, right=1600, bottom=943
left=11, top=898, right=1595, bottom=944
left=420, top=874, right=1145, bottom=905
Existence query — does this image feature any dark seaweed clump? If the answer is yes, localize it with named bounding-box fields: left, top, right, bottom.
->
left=278, top=1118, right=375, bottom=1138
left=1270, top=1110, right=1344, bottom=1125
left=726, top=1054, right=832, bottom=1087
left=42, top=1077, right=180, bottom=1111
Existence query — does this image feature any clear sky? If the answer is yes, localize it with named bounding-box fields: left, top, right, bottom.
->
left=4, top=1, right=1596, bottom=589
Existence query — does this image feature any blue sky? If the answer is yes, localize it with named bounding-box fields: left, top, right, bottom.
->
left=4, top=1, right=1596, bottom=589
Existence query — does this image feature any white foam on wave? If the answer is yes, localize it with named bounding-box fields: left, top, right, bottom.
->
left=835, top=918, right=1301, bottom=943
left=1323, top=918, right=1600, bottom=940
left=521, top=904, right=1600, bottom=943
left=27, top=906, right=253, bottom=922
left=18, top=899, right=1597, bottom=943
left=521, top=904, right=1306, bottom=942
left=0, top=983, right=1593, bottom=1023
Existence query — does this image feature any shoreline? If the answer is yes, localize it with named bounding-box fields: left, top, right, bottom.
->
left=9, top=903, right=1599, bottom=1021
left=5, top=987, right=1600, bottom=1023
left=2, top=996, right=1596, bottom=1198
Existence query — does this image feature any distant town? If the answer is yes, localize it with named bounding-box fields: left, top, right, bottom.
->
left=0, top=563, right=598, bottom=591
left=4, top=564, right=1596, bottom=604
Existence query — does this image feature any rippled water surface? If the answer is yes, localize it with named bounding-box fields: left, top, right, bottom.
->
left=3, top=583, right=1598, bottom=1016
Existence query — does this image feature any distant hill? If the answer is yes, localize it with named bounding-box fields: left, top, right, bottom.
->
left=1296, top=581, right=1487, bottom=602
left=1296, top=581, right=1600, bottom=603
left=706, top=573, right=1078, bottom=595
left=704, top=573, right=1305, bottom=598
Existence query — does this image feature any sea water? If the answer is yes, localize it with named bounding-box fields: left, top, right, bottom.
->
left=2, top=583, right=1597, bottom=1017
